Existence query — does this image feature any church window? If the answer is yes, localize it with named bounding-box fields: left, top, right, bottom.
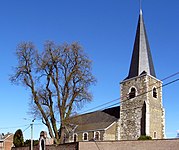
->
left=129, top=87, right=136, bottom=99
left=94, top=131, right=100, bottom=141
left=154, top=132, right=157, bottom=139
left=83, top=132, right=88, bottom=141
left=73, top=134, right=78, bottom=142
left=153, top=87, right=157, bottom=98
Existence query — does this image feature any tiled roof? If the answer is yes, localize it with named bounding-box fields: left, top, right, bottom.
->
left=0, top=134, right=4, bottom=140
left=0, top=133, right=13, bottom=141
left=68, top=106, right=120, bottom=133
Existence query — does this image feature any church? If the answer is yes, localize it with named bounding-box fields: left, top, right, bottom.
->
left=65, top=8, right=165, bottom=142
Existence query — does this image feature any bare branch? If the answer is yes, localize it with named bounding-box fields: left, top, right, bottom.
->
left=10, top=41, right=96, bottom=144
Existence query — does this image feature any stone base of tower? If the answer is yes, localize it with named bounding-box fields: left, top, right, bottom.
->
left=119, top=74, right=165, bottom=140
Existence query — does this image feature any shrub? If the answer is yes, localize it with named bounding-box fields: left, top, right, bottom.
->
left=24, top=139, right=39, bottom=146
left=13, top=129, right=24, bottom=147
left=138, top=135, right=152, bottom=140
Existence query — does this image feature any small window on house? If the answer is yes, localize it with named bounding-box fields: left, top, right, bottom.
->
left=129, top=87, right=136, bottom=99
left=153, top=88, right=157, bottom=98
left=74, top=134, right=78, bottom=142
left=83, top=132, right=88, bottom=141
left=154, top=132, right=157, bottom=139
left=94, top=131, right=100, bottom=141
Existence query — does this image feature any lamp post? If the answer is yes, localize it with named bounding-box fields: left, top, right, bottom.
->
left=31, top=119, right=35, bottom=150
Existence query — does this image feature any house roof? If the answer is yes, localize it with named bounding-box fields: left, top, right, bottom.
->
left=0, top=133, right=13, bottom=142
left=126, top=9, right=156, bottom=80
left=67, top=106, right=120, bottom=133
left=0, top=134, right=4, bottom=141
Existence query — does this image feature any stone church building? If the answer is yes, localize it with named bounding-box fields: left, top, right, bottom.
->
left=65, top=9, right=165, bottom=142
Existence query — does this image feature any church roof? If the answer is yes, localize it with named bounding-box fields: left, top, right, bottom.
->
left=126, top=10, right=156, bottom=80
left=68, top=106, right=120, bottom=133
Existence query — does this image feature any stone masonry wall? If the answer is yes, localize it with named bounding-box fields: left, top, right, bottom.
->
left=120, top=74, right=165, bottom=140
left=146, top=75, right=164, bottom=139
left=103, top=123, right=116, bottom=140
left=68, top=130, right=106, bottom=142
left=120, top=75, right=148, bottom=140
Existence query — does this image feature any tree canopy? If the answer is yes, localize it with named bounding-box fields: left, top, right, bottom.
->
left=13, top=129, right=24, bottom=147
left=10, top=41, right=96, bottom=144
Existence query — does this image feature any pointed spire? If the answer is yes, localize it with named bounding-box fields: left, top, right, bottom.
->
left=140, top=9, right=142, bottom=15
left=126, top=10, right=156, bottom=80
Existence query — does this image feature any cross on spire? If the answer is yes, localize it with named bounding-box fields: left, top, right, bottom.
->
left=139, top=0, right=143, bottom=14
left=140, top=0, right=142, bottom=10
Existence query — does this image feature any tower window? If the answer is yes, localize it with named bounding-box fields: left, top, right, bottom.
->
left=83, top=132, right=88, bottom=141
left=153, top=88, right=157, bottom=98
left=129, top=87, right=136, bottom=99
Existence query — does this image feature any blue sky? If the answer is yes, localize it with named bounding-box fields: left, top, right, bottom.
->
left=0, top=0, right=179, bottom=140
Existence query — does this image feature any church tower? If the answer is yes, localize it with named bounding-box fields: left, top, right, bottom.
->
left=119, top=9, right=165, bottom=140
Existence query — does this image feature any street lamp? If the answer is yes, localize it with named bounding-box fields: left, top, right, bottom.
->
left=30, top=119, right=35, bottom=150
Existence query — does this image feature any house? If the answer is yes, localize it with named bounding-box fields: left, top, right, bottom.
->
left=0, top=133, right=14, bottom=150
left=65, top=8, right=165, bottom=142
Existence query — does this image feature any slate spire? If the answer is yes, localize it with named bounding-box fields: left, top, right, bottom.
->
left=126, top=9, right=156, bottom=80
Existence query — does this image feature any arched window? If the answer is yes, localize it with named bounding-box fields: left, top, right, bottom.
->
left=94, top=131, right=100, bottom=141
left=83, top=132, right=88, bottom=141
left=74, top=134, right=78, bottom=142
left=63, top=134, right=66, bottom=143
left=129, top=87, right=136, bottom=99
left=153, top=88, right=157, bottom=98
left=154, top=131, right=157, bottom=139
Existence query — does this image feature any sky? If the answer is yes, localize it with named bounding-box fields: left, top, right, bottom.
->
left=0, top=0, right=179, bottom=140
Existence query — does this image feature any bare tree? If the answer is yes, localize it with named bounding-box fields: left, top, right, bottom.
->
left=10, top=41, right=96, bottom=144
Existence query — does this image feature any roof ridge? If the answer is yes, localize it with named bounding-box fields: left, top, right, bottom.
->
left=70, top=105, right=120, bottom=119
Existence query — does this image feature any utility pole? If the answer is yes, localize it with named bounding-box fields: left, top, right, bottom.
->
left=31, top=119, right=35, bottom=150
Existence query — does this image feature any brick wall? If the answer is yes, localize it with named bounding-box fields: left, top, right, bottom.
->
left=46, top=144, right=78, bottom=150
left=3, top=134, right=14, bottom=150
left=79, top=139, right=179, bottom=150
left=12, top=143, right=78, bottom=150
left=12, top=139, right=179, bottom=150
